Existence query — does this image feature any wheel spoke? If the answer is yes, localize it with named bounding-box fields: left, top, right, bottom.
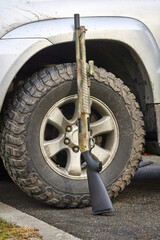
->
left=65, top=149, right=82, bottom=176
left=44, top=135, right=65, bottom=158
left=47, top=107, right=71, bottom=132
left=70, top=98, right=78, bottom=124
left=91, top=116, right=114, bottom=137
left=91, top=144, right=110, bottom=164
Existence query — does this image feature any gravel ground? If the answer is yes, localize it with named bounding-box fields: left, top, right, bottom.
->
left=0, top=158, right=160, bottom=240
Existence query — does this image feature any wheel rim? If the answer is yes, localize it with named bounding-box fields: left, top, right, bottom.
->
left=40, top=95, right=119, bottom=180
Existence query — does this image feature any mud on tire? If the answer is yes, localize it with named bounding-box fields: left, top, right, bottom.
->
left=0, top=63, right=145, bottom=207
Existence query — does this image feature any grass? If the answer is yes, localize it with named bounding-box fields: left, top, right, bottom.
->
left=0, top=218, right=42, bottom=240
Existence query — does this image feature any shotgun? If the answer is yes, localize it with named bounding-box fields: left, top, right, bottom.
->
left=74, top=14, right=115, bottom=214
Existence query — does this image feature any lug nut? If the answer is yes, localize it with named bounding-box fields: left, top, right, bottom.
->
left=64, top=138, right=70, bottom=145
left=66, top=126, right=72, bottom=132
left=73, top=146, right=79, bottom=153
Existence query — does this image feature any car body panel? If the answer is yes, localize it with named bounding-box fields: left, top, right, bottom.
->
left=0, top=0, right=160, bottom=49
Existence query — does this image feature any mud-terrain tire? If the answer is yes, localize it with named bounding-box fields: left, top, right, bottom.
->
left=0, top=63, right=145, bottom=207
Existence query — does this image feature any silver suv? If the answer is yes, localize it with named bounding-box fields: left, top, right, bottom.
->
left=0, top=0, right=159, bottom=207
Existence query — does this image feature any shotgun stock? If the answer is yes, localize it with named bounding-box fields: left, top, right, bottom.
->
left=74, top=14, right=114, bottom=214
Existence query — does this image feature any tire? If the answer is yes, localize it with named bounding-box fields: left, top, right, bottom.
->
left=0, top=63, right=145, bottom=207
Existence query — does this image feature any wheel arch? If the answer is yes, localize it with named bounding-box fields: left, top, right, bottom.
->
left=1, top=39, right=152, bottom=108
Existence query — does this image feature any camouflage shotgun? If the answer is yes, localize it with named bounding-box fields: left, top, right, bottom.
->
left=74, top=14, right=114, bottom=214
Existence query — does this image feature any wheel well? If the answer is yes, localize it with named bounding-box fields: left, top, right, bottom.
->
left=4, top=40, right=157, bottom=146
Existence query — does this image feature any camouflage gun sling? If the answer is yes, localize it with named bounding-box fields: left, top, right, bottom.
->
left=74, top=14, right=114, bottom=215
